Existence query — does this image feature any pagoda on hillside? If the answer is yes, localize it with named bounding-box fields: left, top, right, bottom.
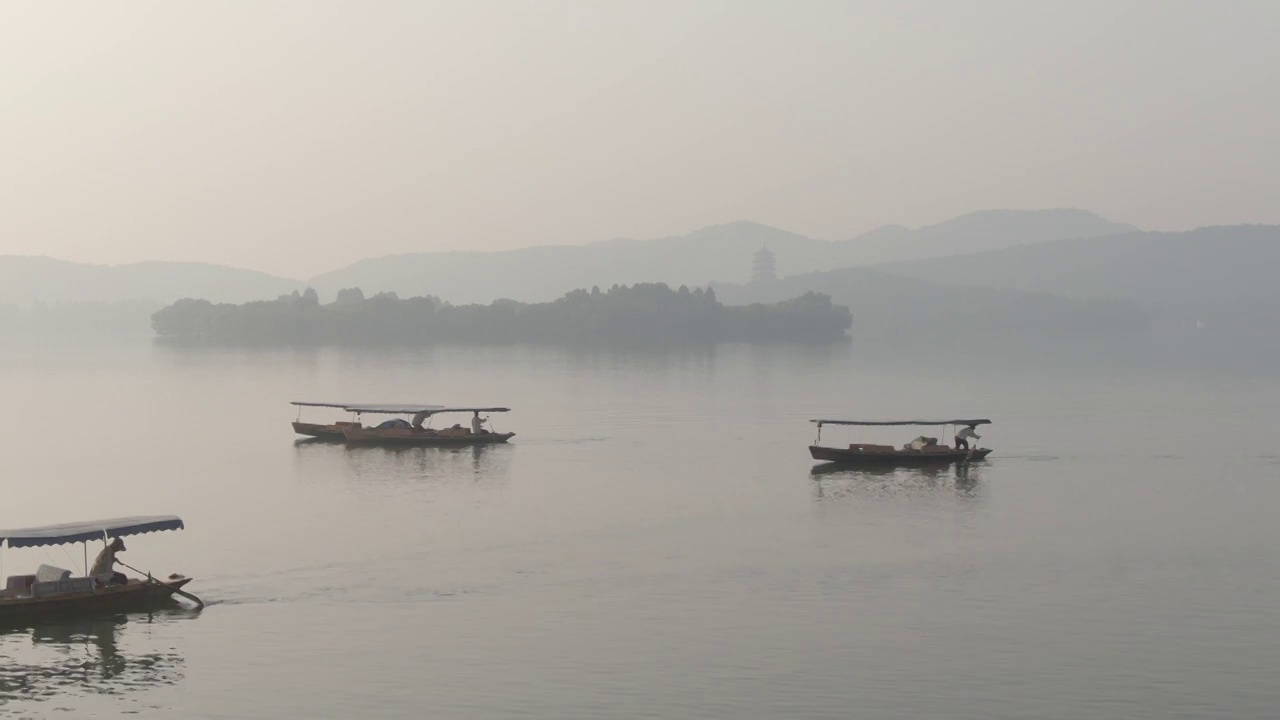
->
left=751, top=244, right=777, bottom=284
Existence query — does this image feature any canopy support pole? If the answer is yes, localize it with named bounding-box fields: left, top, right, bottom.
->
left=97, top=530, right=108, bottom=577
left=83, top=541, right=88, bottom=576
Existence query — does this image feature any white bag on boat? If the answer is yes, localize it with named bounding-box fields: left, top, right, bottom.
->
left=35, top=564, right=71, bottom=582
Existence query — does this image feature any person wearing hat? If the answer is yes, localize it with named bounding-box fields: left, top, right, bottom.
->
left=90, top=536, right=129, bottom=586
left=955, top=424, right=981, bottom=452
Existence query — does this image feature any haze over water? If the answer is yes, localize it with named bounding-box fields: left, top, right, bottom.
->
left=1, top=339, right=1278, bottom=718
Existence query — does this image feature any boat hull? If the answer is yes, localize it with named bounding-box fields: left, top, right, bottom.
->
left=809, top=445, right=992, bottom=466
left=342, top=427, right=516, bottom=446
left=292, top=421, right=360, bottom=440
left=0, top=577, right=194, bottom=625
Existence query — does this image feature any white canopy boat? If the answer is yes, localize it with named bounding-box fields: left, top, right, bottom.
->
left=0, top=516, right=201, bottom=624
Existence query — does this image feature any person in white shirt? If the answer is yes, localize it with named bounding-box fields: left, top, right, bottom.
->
left=90, top=537, right=128, bottom=586
left=955, top=424, right=981, bottom=451
left=471, top=412, right=487, bottom=435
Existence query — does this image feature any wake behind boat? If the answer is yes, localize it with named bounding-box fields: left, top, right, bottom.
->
left=809, top=418, right=993, bottom=467
left=0, top=516, right=201, bottom=625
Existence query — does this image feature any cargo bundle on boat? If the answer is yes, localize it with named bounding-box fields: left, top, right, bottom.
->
left=341, top=405, right=514, bottom=446
left=291, top=401, right=445, bottom=440
left=0, top=516, right=201, bottom=624
left=809, top=418, right=992, bottom=467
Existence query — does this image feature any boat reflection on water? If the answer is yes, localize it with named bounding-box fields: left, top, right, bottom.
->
left=343, top=443, right=513, bottom=479
left=294, top=437, right=514, bottom=489
left=809, top=461, right=985, bottom=500
left=0, top=615, right=185, bottom=706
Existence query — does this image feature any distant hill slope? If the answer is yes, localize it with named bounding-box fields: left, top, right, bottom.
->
left=309, top=209, right=1133, bottom=304
left=310, top=221, right=824, bottom=305
left=0, top=256, right=300, bottom=305
left=841, top=208, right=1137, bottom=265
left=877, top=224, right=1280, bottom=307
left=1, top=209, right=1133, bottom=306
left=714, top=266, right=1147, bottom=350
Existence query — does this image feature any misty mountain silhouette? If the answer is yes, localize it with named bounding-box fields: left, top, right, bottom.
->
left=841, top=208, right=1136, bottom=264
left=713, top=265, right=1148, bottom=352
left=878, top=224, right=1280, bottom=308
left=307, top=209, right=1131, bottom=304
left=0, top=256, right=298, bottom=305
left=0, top=209, right=1129, bottom=306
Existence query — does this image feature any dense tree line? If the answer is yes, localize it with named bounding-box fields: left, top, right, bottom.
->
left=151, top=283, right=853, bottom=344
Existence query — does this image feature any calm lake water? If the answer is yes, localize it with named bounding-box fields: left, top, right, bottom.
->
left=1, top=339, right=1278, bottom=718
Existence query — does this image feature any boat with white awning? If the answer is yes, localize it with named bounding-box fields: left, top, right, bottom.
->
left=0, top=516, right=201, bottom=624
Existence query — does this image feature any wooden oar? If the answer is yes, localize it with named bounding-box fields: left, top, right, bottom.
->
left=118, top=561, right=205, bottom=609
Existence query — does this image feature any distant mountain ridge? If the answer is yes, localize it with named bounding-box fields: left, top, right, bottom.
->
left=308, top=209, right=1133, bottom=304
left=307, top=221, right=825, bottom=304
left=0, top=256, right=300, bottom=305
left=0, top=208, right=1134, bottom=306
left=712, top=264, right=1148, bottom=353
left=878, top=224, right=1280, bottom=307
left=840, top=208, right=1138, bottom=265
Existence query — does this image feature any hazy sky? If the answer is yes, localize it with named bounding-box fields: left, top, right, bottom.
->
left=3, top=1, right=1277, bottom=278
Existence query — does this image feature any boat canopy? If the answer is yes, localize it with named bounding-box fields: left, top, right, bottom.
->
left=811, top=419, right=991, bottom=426
left=290, top=401, right=361, bottom=409
left=343, top=405, right=510, bottom=415
left=290, top=402, right=446, bottom=413
left=0, top=516, right=185, bottom=549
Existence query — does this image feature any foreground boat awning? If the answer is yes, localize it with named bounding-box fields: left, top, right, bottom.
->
left=811, top=419, right=992, bottom=426
left=0, top=516, right=185, bottom=548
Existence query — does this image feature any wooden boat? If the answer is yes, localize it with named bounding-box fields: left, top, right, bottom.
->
left=0, top=516, right=202, bottom=625
left=341, top=406, right=515, bottom=446
left=808, top=418, right=993, bottom=467
left=291, top=401, right=444, bottom=440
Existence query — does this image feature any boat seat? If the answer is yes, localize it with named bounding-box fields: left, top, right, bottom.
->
left=68, top=577, right=95, bottom=592
left=5, top=574, right=36, bottom=593
left=30, top=577, right=96, bottom=597
left=31, top=580, right=62, bottom=597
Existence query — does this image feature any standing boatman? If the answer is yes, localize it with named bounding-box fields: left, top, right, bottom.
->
left=955, top=423, right=981, bottom=452
left=471, top=411, right=488, bottom=435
